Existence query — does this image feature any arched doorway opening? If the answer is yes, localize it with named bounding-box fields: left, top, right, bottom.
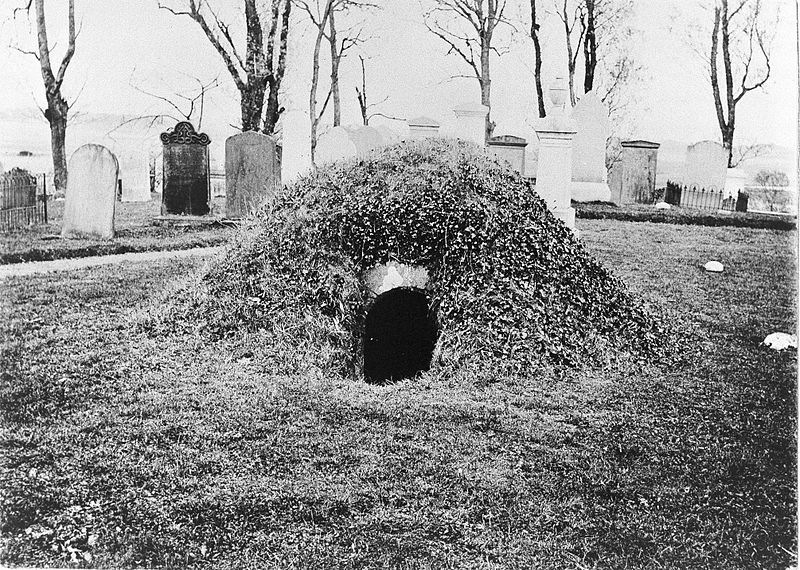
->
left=363, top=287, right=437, bottom=384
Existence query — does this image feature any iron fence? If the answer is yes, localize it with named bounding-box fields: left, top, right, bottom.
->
left=1, top=170, right=48, bottom=231
left=663, top=183, right=746, bottom=212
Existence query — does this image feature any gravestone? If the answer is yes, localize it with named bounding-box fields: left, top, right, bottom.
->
left=61, top=144, right=118, bottom=239
left=685, top=140, right=727, bottom=190
left=609, top=140, right=660, bottom=205
left=487, top=135, right=527, bottom=174
left=160, top=122, right=211, bottom=216
left=374, top=125, right=401, bottom=145
left=225, top=131, right=280, bottom=218
left=452, top=103, right=489, bottom=146
left=281, top=109, right=313, bottom=183
left=570, top=92, right=611, bottom=202
left=119, top=152, right=151, bottom=202
left=316, top=126, right=358, bottom=164
left=407, top=117, right=440, bottom=139
left=347, top=125, right=384, bottom=156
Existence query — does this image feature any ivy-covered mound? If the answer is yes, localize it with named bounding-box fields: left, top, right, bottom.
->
left=156, top=138, right=675, bottom=378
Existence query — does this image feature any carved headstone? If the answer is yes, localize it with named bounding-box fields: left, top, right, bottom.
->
left=225, top=131, right=280, bottom=218
left=452, top=103, right=489, bottom=146
left=61, top=144, right=118, bottom=239
left=609, top=140, right=660, bottom=205
left=685, top=140, right=727, bottom=190
left=570, top=92, right=611, bottom=202
left=160, top=122, right=211, bottom=216
left=487, top=135, right=527, bottom=174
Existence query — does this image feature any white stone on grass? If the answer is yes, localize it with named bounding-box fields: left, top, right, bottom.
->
left=763, top=332, right=797, bottom=351
left=655, top=201, right=671, bottom=210
left=703, top=261, right=724, bottom=273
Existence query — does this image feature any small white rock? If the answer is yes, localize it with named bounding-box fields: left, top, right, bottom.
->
left=703, top=261, right=724, bottom=272
left=655, top=201, right=671, bottom=210
left=763, top=332, right=797, bottom=351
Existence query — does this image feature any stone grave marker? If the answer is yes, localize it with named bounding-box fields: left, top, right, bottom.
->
left=487, top=135, right=527, bottom=174
left=160, top=121, right=211, bottom=216
left=119, top=152, right=151, bottom=202
left=609, top=140, right=660, bottom=205
left=407, top=117, right=441, bottom=139
left=61, top=144, right=118, bottom=239
left=316, top=126, right=358, bottom=164
left=685, top=140, right=727, bottom=190
left=225, top=131, right=280, bottom=218
left=281, top=109, right=313, bottom=183
left=453, top=103, right=489, bottom=145
left=570, top=92, right=611, bottom=202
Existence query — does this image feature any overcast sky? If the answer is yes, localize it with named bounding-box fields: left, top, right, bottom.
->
left=0, top=0, right=797, bottom=152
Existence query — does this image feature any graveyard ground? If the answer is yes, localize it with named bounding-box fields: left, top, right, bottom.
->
left=0, top=219, right=796, bottom=569
left=0, top=197, right=232, bottom=264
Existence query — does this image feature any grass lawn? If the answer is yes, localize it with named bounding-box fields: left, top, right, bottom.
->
left=0, top=197, right=232, bottom=264
left=0, top=219, right=795, bottom=568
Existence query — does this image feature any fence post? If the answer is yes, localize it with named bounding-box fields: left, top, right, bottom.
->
left=43, top=173, right=48, bottom=223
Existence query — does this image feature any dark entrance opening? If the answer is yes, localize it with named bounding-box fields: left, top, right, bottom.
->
left=363, top=287, right=437, bottom=384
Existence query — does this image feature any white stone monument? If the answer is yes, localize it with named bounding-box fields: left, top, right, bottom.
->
left=407, top=117, right=440, bottom=139
left=685, top=140, right=728, bottom=190
left=452, top=103, right=489, bottom=146
left=316, top=126, right=358, bottom=164
left=570, top=92, right=611, bottom=202
left=61, top=144, right=119, bottom=239
left=281, top=109, right=313, bottom=183
left=119, top=152, right=151, bottom=202
left=534, top=77, right=577, bottom=230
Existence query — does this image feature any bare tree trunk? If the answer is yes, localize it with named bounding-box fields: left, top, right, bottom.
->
left=328, top=8, right=342, bottom=127
left=309, top=3, right=330, bottom=165
left=356, top=55, right=368, bottom=125
left=34, top=0, right=76, bottom=193
left=481, top=40, right=493, bottom=141
left=561, top=0, right=578, bottom=106
left=530, top=0, right=546, bottom=118
left=583, top=0, right=597, bottom=93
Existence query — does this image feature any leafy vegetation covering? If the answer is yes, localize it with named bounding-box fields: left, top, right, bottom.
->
left=152, top=139, right=677, bottom=379
left=0, top=221, right=795, bottom=569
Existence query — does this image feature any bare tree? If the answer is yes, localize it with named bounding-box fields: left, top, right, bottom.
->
left=582, top=0, right=596, bottom=92
left=13, top=0, right=77, bottom=192
left=354, top=55, right=401, bottom=125
left=709, top=0, right=774, bottom=167
left=424, top=0, right=512, bottom=142
left=108, top=73, right=221, bottom=136
left=158, top=0, right=291, bottom=134
left=529, top=0, right=545, bottom=118
left=555, top=0, right=584, bottom=106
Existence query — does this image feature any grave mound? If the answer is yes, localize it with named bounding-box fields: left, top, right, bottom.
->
left=159, top=138, right=675, bottom=381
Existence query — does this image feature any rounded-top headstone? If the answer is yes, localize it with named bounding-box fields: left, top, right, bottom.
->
left=225, top=131, right=280, bottom=219
left=346, top=126, right=384, bottom=156
left=316, top=126, right=358, bottom=164
left=61, top=144, right=119, bottom=239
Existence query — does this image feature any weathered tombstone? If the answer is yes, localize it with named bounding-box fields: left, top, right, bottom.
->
left=281, top=109, right=313, bottom=184
left=61, top=144, right=118, bottom=239
left=452, top=103, right=489, bottom=146
left=374, top=125, right=401, bottom=145
left=534, top=78, right=577, bottom=230
left=407, top=116, right=441, bottom=140
left=346, top=125, right=384, bottom=156
left=608, top=140, right=660, bottom=205
left=160, top=121, right=211, bottom=216
left=225, top=131, right=280, bottom=218
left=487, top=135, right=527, bottom=174
left=119, top=152, right=151, bottom=202
left=316, top=126, right=358, bottom=164
left=570, top=92, right=611, bottom=202
left=685, top=140, right=727, bottom=190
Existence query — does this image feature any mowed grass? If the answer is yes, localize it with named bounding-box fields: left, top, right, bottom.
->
left=0, top=197, right=232, bottom=264
left=0, top=220, right=795, bottom=569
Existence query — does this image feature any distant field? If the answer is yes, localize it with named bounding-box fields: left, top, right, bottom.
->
left=0, top=219, right=795, bottom=569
